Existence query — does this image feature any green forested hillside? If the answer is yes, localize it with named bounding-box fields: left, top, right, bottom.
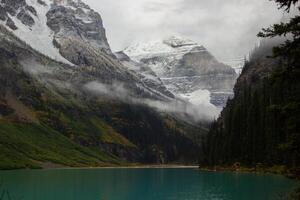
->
left=203, top=40, right=300, bottom=168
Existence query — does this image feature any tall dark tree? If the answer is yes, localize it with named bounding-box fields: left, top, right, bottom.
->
left=270, top=0, right=298, bottom=11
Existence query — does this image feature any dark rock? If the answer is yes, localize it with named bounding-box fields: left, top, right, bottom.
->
left=0, top=6, right=7, bottom=21
left=6, top=17, right=18, bottom=30
left=2, top=0, right=26, bottom=16
left=0, top=103, right=14, bottom=116
left=1, top=0, right=36, bottom=27
left=17, top=9, right=35, bottom=27
left=25, top=5, right=37, bottom=16
left=37, top=0, right=47, bottom=6
left=3, top=5, right=17, bottom=16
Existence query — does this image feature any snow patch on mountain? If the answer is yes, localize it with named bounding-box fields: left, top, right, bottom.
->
left=3, top=0, right=72, bottom=65
left=124, top=40, right=174, bottom=59
left=124, top=36, right=206, bottom=63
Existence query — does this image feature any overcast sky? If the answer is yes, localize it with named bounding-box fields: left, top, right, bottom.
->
left=83, top=0, right=288, bottom=61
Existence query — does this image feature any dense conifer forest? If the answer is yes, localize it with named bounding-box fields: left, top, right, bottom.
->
left=202, top=0, right=300, bottom=175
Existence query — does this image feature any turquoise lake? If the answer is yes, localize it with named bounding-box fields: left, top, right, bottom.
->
left=0, top=168, right=298, bottom=200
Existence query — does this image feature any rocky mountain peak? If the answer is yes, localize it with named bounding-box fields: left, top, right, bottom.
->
left=47, top=0, right=113, bottom=57
left=163, top=35, right=197, bottom=48
left=0, top=0, right=113, bottom=64
left=124, top=37, right=238, bottom=108
left=124, top=36, right=204, bottom=60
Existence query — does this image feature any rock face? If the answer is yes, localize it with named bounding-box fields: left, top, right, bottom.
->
left=0, top=0, right=34, bottom=26
left=0, top=0, right=36, bottom=29
left=124, top=36, right=238, bottom=107
left=46, top=0, right=113, bottom=57
left=44, top=0, right=136, bottom=85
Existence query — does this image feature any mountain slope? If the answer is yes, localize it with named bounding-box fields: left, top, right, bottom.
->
left=115, top=51, right=175, bottom=99
left=0, top=0, right=208, bottom=169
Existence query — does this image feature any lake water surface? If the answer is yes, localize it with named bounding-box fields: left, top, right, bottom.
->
left=0, top=168, right=298, bottom=200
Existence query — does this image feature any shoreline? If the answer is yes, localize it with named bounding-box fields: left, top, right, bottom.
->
left=46, top=165, right=199, bottom=170
left=3, top=163, right=299, bottom=181
left=198, top=165, right=300, bottom=181
left=0, top=164, right=200, bottom=171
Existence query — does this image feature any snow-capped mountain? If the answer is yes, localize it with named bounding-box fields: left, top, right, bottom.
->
left=124, top=36, right=238, bottom=108
left=0, top=0, right=225, bottom=120
left=0, top=0, right=176, bottom=102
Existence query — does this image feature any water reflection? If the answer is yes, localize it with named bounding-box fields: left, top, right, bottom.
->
left=0, top=168, right=297, bottom=200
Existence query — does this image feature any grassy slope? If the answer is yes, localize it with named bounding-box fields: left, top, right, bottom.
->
left=0, top=120, right=124, bottom=170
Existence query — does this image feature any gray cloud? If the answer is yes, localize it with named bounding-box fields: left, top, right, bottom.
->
left=84, top=81, right=219, bottom=122
left=82, top=0, right=289, bottom=61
